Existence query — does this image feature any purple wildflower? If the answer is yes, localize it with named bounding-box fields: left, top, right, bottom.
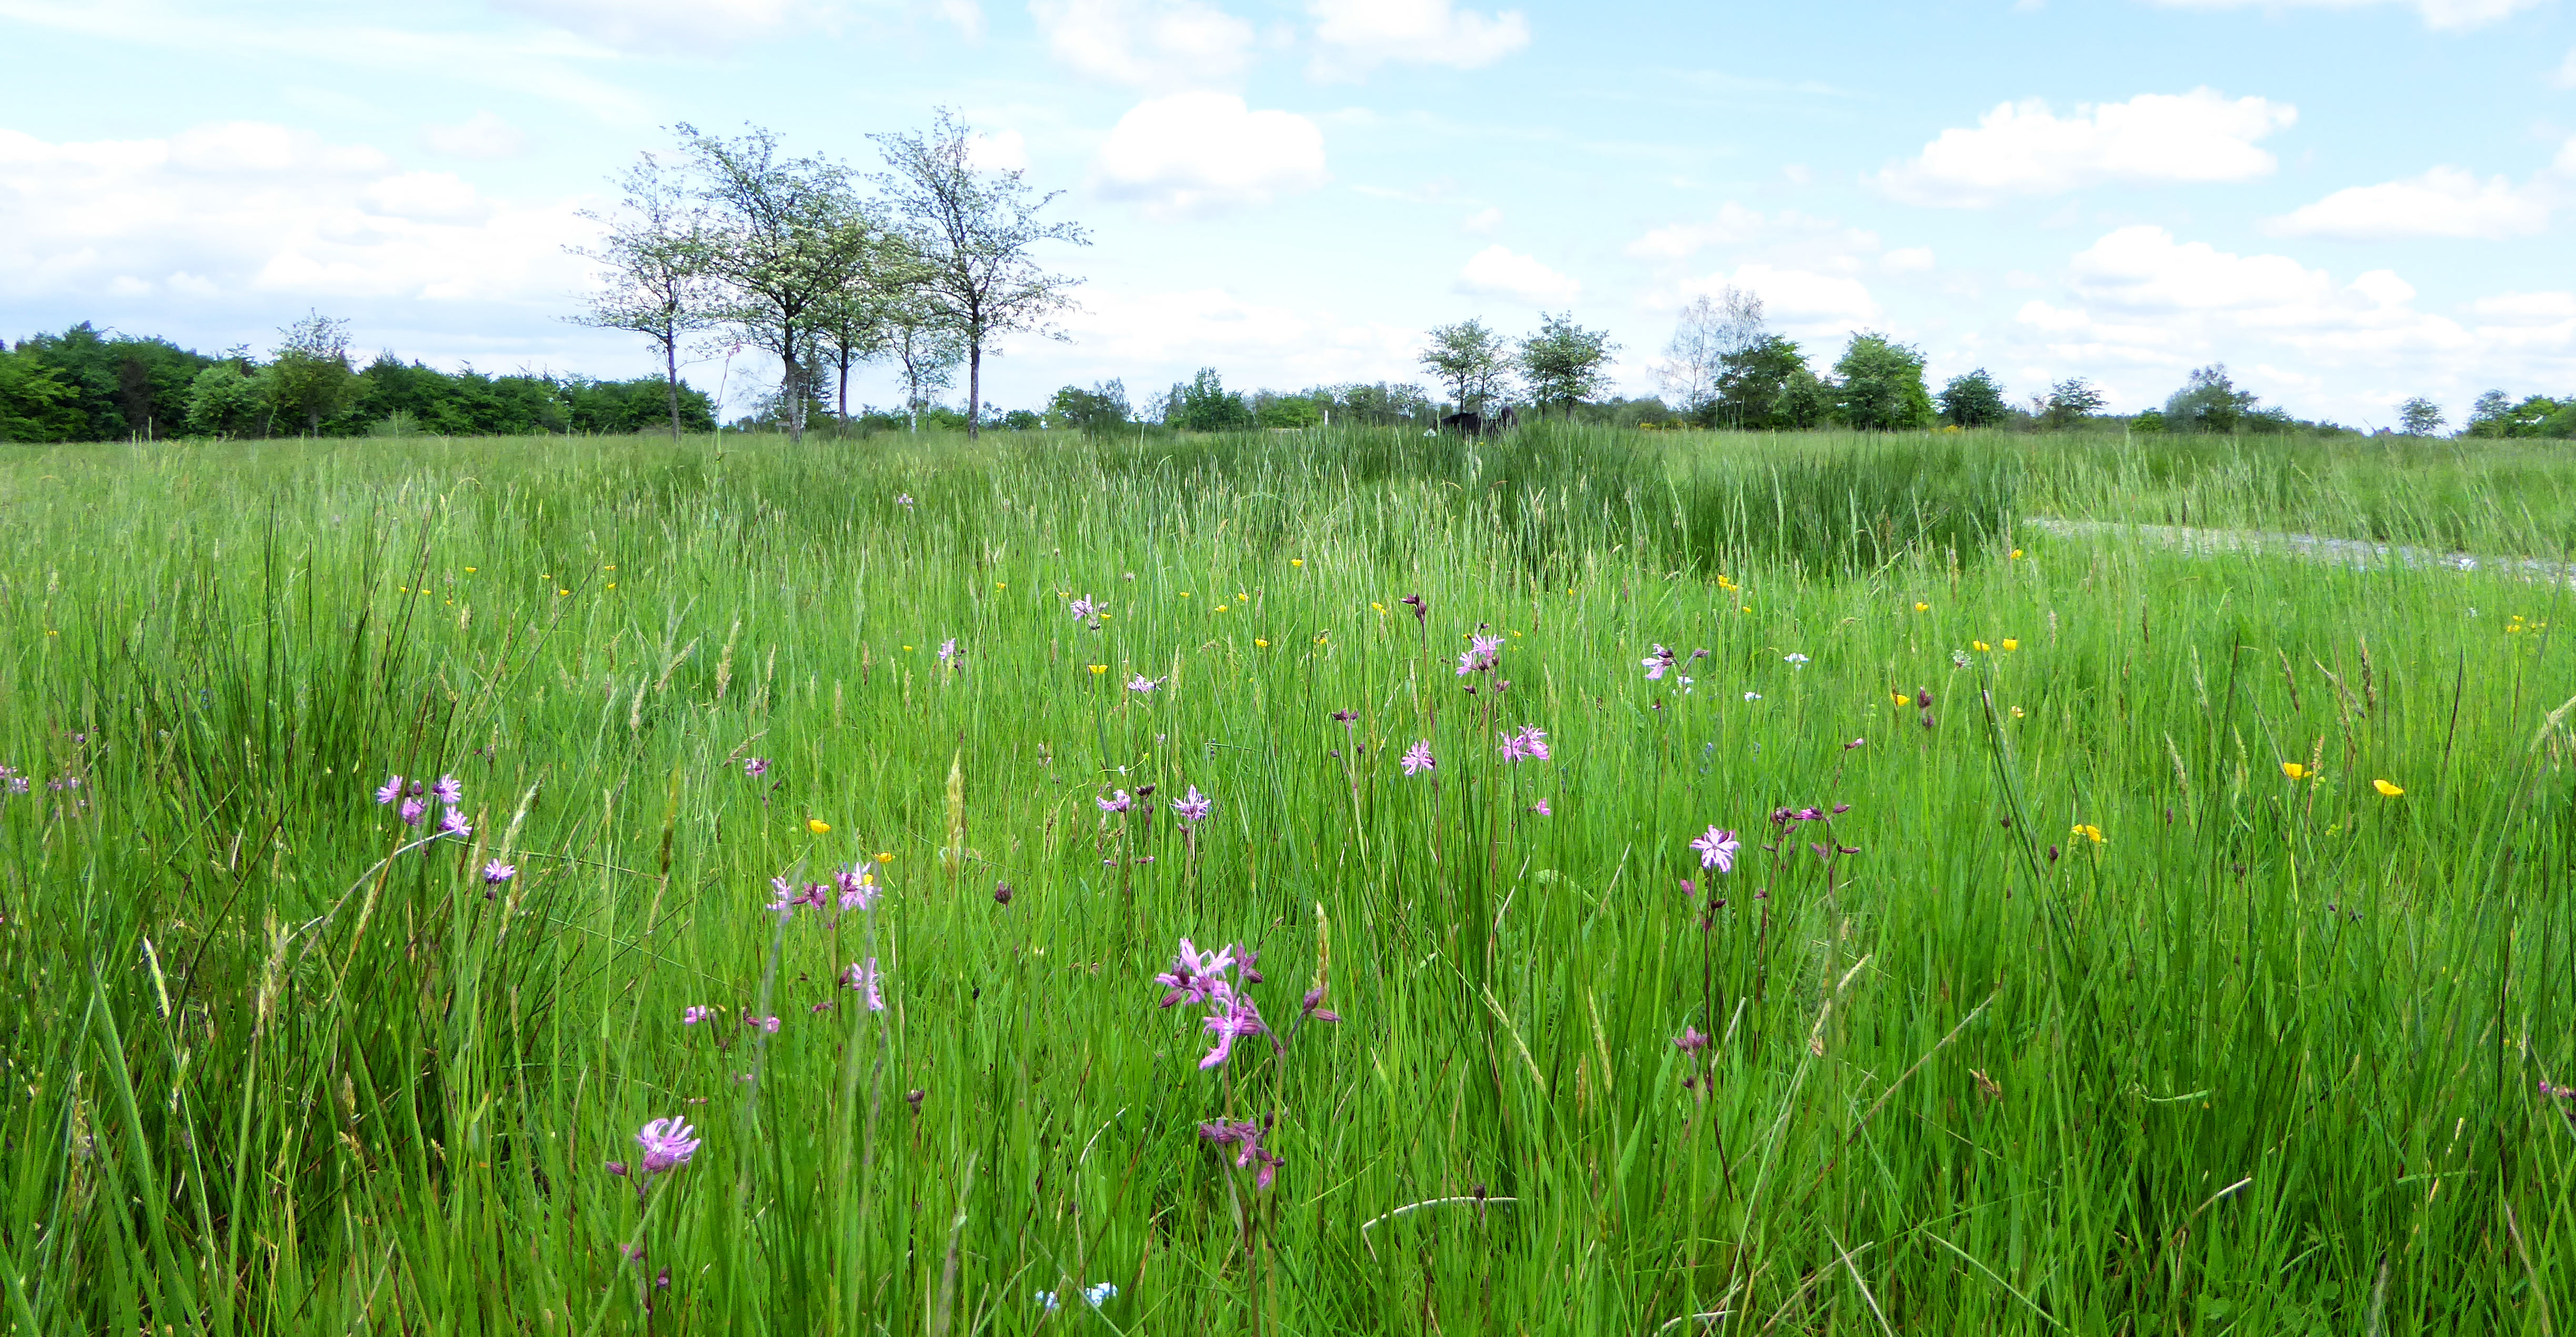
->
left=1400, top=739, right=1435, bottom=776
left=1330, top=708, right=1358, bottom=728
left=835, top=865, right=881, bottom=911
left=1198, top=1119, right=1283, bottom=1191
left=682, top=1006, right=712, bottom=1025
left=1845, top=737, right=1866, bottom=750
left=895, top=492, right=914, bottom=507
left=1455, top=632, right=1504, bottom=676
left=1070, top=596, right=1098, bottom=621
left=1691, top=826, right=1739, bottom=873
left=766, top=876, right=797, bottom=919
left=1126, top=674, right=1163, bottom=693
left=844, top=958, right=888, bottom=1011
left=1497, top=725, right=1550, bottom=763
left=1530, top=799, right=1553, bottom=816
left=1153, top=938, right=1233, bottom=1008
left=481, top=859, right=515, bottom=884
left=1641, top=644, right=1677, bottom=680
left=398, top=797, right=426, bottom=827
left=743, top=757, right=769, bottom=778
left=438, top=809, right=471, bottom=838
left=375, top=774, right=404, bottom=805
left=1098, top=789, right=1132, bottom=814
left=1172, top=785, right=1213, bottom=826
left=937, top=637, right=958, bottom=663
left=1300, top=986, right=1342, bottom=1024
left=753, top=1015, right=781, bottom=1033
left=1675, top=1026, right=1710, bottom=1053
left=636, top=1118, right=700, bottom=1174
left=1198, top=991, right=1268, bottom=1070
left=431, top=774, right=462, bottom=805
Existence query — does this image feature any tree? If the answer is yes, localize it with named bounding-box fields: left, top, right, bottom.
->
left=2398, top=396, right=2446, bottom=437
left=268, top=311, right=356, bottom=435
left=184, top=355, right=268, bottom=438
left=1713, top=334, right=1810, bottom=429
left=1656, top=287, right=1764, bottom=420
left=674, top=122, right=882, bottom=445
left=878, top=285, right=964, bottom=433
left=1937, top=369, right=2010, bottom=428
left=1833, top=331, right=1933, bottom=431
left=2041, top=377, right=2105, bottom=430
left=569, top=152, right=721, bottom=441
left=2165, top=365, right=2259, bottom=434
left=1049, top=380, right=1131, bottom=434
left=874, top=108, right=1089, bottom=440
left=1162, top=368, right=1254, bottom=431
left=1517, top=311, right=1618, bottom=417
left=0, top=343, right=82, bottom=441
left=1418, top=319, right=1514, bottom=416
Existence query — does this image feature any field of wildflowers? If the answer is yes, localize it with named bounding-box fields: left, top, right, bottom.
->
left=2, top=424, right=2572, bottom=1333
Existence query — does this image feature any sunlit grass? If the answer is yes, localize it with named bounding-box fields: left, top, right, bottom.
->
left=2, top=424, right=2572, bottom=1333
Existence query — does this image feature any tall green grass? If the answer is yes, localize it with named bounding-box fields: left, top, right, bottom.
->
left=3, top=424, right=2572, bottom=1334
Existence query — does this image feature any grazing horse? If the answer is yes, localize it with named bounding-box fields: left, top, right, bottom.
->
left=1441, top=407, right=1521, bottom=437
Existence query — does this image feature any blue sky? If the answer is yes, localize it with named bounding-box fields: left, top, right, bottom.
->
left=2, top=0, right=2570, bottom=427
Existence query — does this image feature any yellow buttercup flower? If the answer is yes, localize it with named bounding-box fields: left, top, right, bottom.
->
left=607, top=583, right=617, bottom=590
left=903, top=645, right=914, bottom=651
left=1089, top=664, right=1108, bottom=675
left=557, top=588, right=570, bottom=597
left=1180, top=591, right=1191, bottom=598
left=1914, top=601, right=1928, bottom=612
left=807, top=818, right=831, bottom=835
left=1372, top=602, right=1385, bottom=612
left=1215, top=605, right=1227, bottom=612
left=2070, top=823, right=2103, bottom=844
left=2001, top=638, right=2018, bottom=651
left=2373, top=779, right=2404, bottom=798
left=2281, top=762, right=2308, bottom=781
left=1290, top=558, right=1304, bottom=567
left=1972, top=640, right=1990, bottom=652
left=2010, top=549, right=2024, bottom=560
left=1891, top=692, right=1908, bottom=706
left=464, top=566, right=477, bottom=573
left=1254, top=638, right=1270, bottom=648
left=875, top=851, right=893, bottom=863
left=996, top=582, right=1007, bottom=590
left=2009, top=706, right=2025, bottom=718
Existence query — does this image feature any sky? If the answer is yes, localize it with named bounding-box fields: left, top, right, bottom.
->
left=1, top=0, right=2571, bottom=429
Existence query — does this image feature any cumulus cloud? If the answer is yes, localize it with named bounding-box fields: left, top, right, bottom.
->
left=1309, top=0, right=1530, bottom=77
left=0, top=122, right=589, bottom=311
left=966, top=128, right=1029, bottom=172
left=1091, top=93, right=1328, bottom=215
left=1685, top=264, right=1879, bottom=328
left=1454, top=244, right=1578, bottom=304
left=2265, top=166, right=2551, bottom=240
left=2144, top=0, right=2542, bottom=31
left=492, top=0, right=809, bottom=51
left=1873, top=88, right=2296, bottom=208
left=421, top=112, right=530, bottom=160
left=2006, top=224, right=2576, bottom=417
left=1880, top=247, right=1936, bottom=274
left=1031, top=0, right=1256, bottom=88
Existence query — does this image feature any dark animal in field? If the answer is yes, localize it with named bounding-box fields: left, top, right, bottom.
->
left=1441, top=407, right=1521, bottom=437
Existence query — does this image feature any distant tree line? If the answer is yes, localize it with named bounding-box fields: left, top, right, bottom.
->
left=0, top=317, right=713, bottom=443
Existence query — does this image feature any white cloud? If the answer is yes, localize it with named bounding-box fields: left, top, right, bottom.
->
left=2006, top=225, right=2576, bottom=416
left=2145, top=0, right=2541, bottom=31
left=2265, top=166, right=2551, bottom=239
left=0, top=122, right=590, bottom=311
left=937, top=0, right=987, bottom=41
left=1454, top=244, right=1578, bottom=304
left=1460, top=205, right=1503, bottom=235
left=1061, top=286, right=1421, bottom=385
left=1030, top=0, right=1256, bottom=88
left=1309, top=0, right=1530, bottom=77
left=1091, top=93, right=1328, bottom=215
left=491, top=0, right=806, bottom=51
left=1880, top=246, right=1936, bottom=274
left=2557, top=47, right=2576, bottom=88
left=1686, top=263, right=1879, bottom=328
left=421, top=112, right=530, bottom=160
left=1625, top=203, right=1879, bottom=264
left=1873, top=88, right=2297, bottom=207
left=967, top=128, right=1029, bottom=172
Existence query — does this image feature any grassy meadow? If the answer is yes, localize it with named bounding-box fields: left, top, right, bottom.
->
left=3, top=424, right=2574, bottom=1334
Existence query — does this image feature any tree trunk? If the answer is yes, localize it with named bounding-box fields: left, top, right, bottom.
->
left=782, top=328, right=803, bottom=444
left=837, top=351, right=850, bottom=432
left=966, top=338, right=981, bottom=440
left=664, top=336, right=682, bottom=442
